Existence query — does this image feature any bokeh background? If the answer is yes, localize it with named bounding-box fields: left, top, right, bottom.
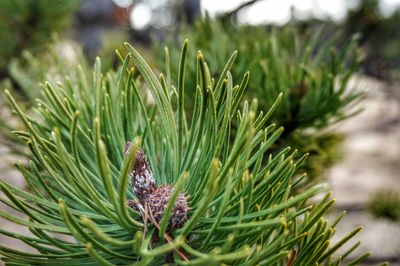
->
left=0, top=0, right=399, bottom=265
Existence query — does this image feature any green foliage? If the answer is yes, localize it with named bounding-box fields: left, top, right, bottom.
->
left=150, top=18, right=363, bottom=180
left=0, top=41, right=88, bottom=156
left=6, top=37, right=134, bottom=101
left=368, top=188, right=400, bottom=221
left=286, top=132, right=344, bottom=181
left=0, top=41, right=368, bottom=265
left=97, top=30, right=132, bottom=72
left=0, top=0, right=80, bottom=75
left=8, top=40, right=88, bottom=100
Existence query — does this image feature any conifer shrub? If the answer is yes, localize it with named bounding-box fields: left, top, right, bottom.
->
left=0, top=41, right=369, bottom=265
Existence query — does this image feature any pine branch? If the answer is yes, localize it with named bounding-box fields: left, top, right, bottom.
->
left=222, top=0, right=266, bottom=19
left=0, top=40, right=369, bottom=265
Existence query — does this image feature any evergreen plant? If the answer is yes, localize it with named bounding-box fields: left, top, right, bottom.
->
left=0, top=41, right=369, bottom=265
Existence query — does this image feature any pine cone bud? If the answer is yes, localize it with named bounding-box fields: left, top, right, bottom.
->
left=124, top=143, right=190, bottom=230
left=124, top=142, right=155, bottom=201
left=146, top=184, right=189, bottom=229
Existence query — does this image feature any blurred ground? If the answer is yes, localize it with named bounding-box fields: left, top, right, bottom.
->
left=328, top=76, right=400, bottom=265
left=0, top=75, right=399, bottom=265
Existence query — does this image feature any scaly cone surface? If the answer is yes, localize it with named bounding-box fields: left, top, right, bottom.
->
left=125, top=142, right=190, bottom=230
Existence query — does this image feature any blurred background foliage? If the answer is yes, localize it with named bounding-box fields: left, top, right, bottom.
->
left=0, top=0, right=80, bottom=79
left=368, top=188, right=400, bottom=221
left=1, top=0, right=400, bottom=78
left=344, top=0, right=400, bottom=80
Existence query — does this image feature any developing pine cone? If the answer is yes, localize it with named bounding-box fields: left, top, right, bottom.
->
left=124, top=142, right=155, bottom=201
left=124, top=142, right=189, bottom=229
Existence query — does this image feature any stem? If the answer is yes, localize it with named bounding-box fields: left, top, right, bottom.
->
left=145, top=203, right=189, bottom=262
